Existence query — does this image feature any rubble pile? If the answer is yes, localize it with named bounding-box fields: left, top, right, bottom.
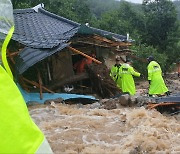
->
left=86, top=63, right=121, bottom=98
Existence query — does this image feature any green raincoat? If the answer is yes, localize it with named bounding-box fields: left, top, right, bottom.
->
left=0, top=1, right=52, bottom=153
left=147, top=61, right=168, bottom=95
left=110, top=64, right=122, bottom=89
left=119, top=63, right=140, bottom=95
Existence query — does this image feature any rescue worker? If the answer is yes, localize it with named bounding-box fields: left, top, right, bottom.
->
left=119, top=58, right=140, bottom=95
left=147, top=56, right=169, bottom=96
left=110, top=55, right=122, bottom=89
left=74, top=53, right=96, bottom=74
left=0, top=0, right=53, bottom=153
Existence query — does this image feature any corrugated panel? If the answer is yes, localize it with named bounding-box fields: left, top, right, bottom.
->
left=16, top=43, right=68, bottom=74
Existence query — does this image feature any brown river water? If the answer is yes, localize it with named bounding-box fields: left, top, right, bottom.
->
left=29, top=103, right=180, bottom=154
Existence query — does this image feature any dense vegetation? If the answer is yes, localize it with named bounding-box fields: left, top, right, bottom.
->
left=12, top=0, right=180, bottom=74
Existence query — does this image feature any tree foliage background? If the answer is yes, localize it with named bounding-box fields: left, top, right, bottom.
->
left=12, top=0, right=180, bottom=74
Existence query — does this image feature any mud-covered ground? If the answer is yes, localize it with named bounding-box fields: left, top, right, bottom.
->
left=28, top=73, right=180, bottom=153
left=136, top=73, right=180, bottom=96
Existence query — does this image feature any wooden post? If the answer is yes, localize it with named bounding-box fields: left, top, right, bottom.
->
left=37, top=70, right=43, bottom=100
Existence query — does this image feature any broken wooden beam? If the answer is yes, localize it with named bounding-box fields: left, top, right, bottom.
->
left=22, top=77, right=54, bottom=93
left=147, top=102, right=178, bottom=109
left=74, top=41, right=116, bottom=48
left=93, top=35, right=132, bottom=46
left=50, top=73, right=89, bottom=90
left=67, top=46, right=102, bottom=64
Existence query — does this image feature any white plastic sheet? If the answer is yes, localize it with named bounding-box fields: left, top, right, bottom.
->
left=0, top=0, right=14, bottom=63
left=0, top=0, right=14, bottom=39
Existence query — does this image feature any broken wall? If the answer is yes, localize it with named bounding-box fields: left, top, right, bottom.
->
left=52, top=49, right=74, bottom=81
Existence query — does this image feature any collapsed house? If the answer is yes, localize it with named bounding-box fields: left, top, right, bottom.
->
left=8, top=4, right=133, bottom=99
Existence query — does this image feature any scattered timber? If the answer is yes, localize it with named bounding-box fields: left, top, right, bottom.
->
left=86, top=63, right=121, bottom=98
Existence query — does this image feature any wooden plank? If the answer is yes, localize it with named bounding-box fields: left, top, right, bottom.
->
left=148, top=102, right=178, bottom=109
left=74, top=41, right=116, bottom=48
left=19, top=77, right=30, bottom=92
left=72, top=34, right=131, bottom=47
left=93, top=35, right=132, bottom=46
left=22, top=77, right=54, bottom=93
left=7, top=49, right=15, bottom=64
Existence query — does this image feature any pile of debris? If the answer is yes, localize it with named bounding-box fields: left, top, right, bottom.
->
left=87, top=63, right=121, bottom=98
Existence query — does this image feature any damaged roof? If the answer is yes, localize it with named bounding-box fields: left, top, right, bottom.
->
left=13, top=4, right=80, bottom=49
left=13, top=4, right=130, bottom=74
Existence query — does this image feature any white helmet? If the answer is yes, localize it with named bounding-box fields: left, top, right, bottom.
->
left=115, top=55, right=120, bottom=61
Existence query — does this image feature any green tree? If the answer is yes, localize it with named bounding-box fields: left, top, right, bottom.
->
left=98, top=1, right=144, bottom=37
left=12, top=0, right=93, bottom=24
left=131, top=44, right=167, bottom=76
left=72, top=0, right=93, bottom=24
left=86, top=0, right=119, bottom=18
left=165, top=22, right=180, bottom=67
left=12, top=0, right=50, bottom=9
left=142, top=0, right=177, bottom=50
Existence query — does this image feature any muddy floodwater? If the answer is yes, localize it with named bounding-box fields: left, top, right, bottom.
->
left=29, top=103, right=180, bottom=154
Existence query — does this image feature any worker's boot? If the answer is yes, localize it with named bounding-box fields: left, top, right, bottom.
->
left=165, top=91, right=170, bottom=96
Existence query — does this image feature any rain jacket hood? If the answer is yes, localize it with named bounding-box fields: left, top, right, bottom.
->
left=0, top=1, right=51, bottom=153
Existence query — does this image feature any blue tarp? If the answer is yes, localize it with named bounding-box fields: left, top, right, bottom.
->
left=18, top=85, right=97, bottom=104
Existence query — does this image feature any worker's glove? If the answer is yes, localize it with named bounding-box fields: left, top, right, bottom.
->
left=140, top=74, right=144, bottom=78
left=166, top=91, right=170, bottom=96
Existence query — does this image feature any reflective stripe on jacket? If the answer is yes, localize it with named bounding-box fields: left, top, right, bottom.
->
left=0, top=65, right=44, bottom=153
left=147, top=61, right=168, bottom=95
left=119, top=63, right=140, bottom=95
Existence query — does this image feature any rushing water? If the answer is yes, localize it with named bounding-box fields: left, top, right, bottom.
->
left=28, top=103, right=180, bottom=154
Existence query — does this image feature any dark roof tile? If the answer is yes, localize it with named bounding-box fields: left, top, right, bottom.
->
left=13, top=6, right=80, bottom=49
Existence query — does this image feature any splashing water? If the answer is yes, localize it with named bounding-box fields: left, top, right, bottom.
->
left=28, top=103, right=180, bottom=154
